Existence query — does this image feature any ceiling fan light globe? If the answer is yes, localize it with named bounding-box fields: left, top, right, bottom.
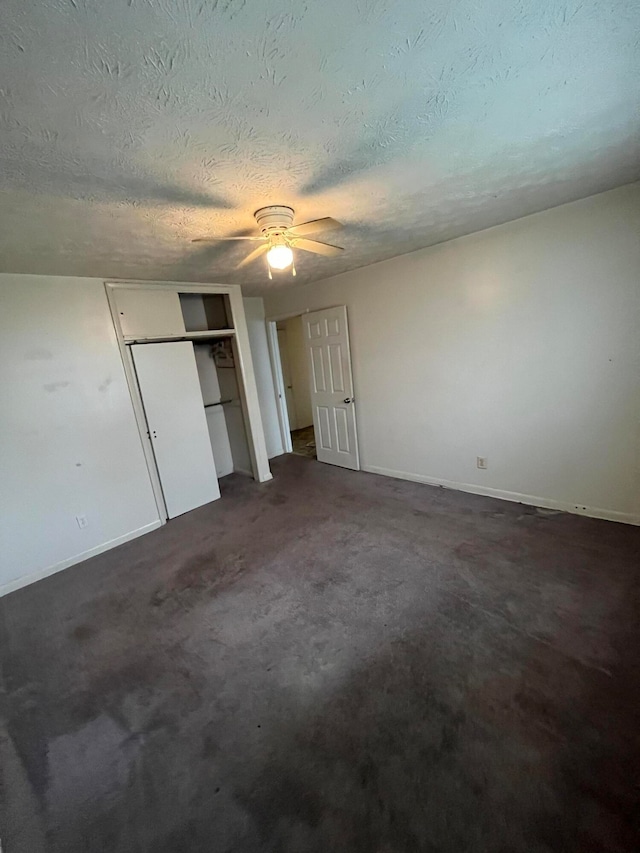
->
left=267, top=244, right=293, bottom=270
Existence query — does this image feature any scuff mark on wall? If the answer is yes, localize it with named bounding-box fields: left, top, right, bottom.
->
left=43, top=381, right=70, bottom=392
left=25, top=348, right=53, bottom=360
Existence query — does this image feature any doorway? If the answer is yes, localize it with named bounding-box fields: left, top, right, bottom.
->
left=267, top=306, right=360, bottom=471
left=276, top=317, right=317, bottom=460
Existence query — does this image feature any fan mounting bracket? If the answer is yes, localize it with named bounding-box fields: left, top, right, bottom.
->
left=254, top=205, right=295, bottom=236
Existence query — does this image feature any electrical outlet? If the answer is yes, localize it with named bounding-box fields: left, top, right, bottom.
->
left=76, top=514, right=89, bottom=529
left=476, top=457, right=487, bottom=469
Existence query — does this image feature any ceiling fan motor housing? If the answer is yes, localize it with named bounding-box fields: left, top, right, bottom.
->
left=254, top=205, right=295, bottom=236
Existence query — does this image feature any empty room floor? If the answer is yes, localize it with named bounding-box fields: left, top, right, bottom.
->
left=1, top=455, right=639, bottom=852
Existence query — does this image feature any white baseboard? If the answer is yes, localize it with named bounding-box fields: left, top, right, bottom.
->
left=0, top=520, right=163, bottom=598
left=361, top=464, right=640, bottom=527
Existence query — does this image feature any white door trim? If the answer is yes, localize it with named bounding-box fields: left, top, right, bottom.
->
left=266, top=319, right=293, bottom=454
left=226, top=286, right=273, bottom=484
left=105, top=284, right=168, bottom=521
left=266, top=306, right=360, bottom=467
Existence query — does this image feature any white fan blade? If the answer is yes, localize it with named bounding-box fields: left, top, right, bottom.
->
left=288, top=217, right=342, bottom=237
left=291, top=237, right=344, bottom=257
left=236, top=243, right=269, bottom=269
left=192, top=236, right=264, bottom=242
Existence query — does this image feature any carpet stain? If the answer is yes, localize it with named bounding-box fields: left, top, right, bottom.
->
left=71, top=624, right=96, bottom=642
left=269, top=492, right=289, bottom=506
left=149, top=550, right=248, bottom=609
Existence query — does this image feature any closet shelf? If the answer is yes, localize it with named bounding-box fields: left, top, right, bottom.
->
left=204, top=399, right=237, bottom=408
left=124, top=329, right=235, bottom=344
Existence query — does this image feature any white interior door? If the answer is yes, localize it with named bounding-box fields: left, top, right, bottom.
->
left=303, top=306, right=360, bottom=470
left=132, top=342, right=220, bottom=518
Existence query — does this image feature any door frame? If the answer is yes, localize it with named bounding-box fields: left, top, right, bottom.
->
left=266, top=306, right=360, bottom=463
left=266, top=316, right=294, bottom=454
left=106, top=280, right=272, bottom=524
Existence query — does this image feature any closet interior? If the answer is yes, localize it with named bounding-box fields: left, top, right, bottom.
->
left=181, top=294, right=252, bottom=478
left=112, top=286, right=255, bottom=519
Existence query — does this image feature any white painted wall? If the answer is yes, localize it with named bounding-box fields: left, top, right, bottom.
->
left=243, top=297, right=284, bottom=458
left=0, top=274, right=161, bottom=594
left=265, top=183, right=640, bottom=524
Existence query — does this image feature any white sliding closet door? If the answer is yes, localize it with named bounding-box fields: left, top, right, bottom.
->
left=132, top=342, right=220, bottom=518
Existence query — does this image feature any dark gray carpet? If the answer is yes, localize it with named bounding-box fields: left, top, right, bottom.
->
left=1, top=455, right=639, bottom=852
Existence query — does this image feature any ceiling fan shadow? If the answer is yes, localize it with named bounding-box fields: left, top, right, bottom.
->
left=299, top=95, right=448, bottom=197
left=167, top=230, right=257, bottom=280
left=299, top=146, right=386, bottom=197
left=0, top=149, right=234, bottom=210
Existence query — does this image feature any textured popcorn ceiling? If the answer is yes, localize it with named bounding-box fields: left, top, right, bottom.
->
left=1, top=0, right=639, bottom=294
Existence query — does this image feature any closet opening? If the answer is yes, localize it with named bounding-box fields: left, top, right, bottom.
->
left=180, top=293, right=252, bottom=478
left=193, top=338, right=252, bottom=479
left=179, top=293, right=232, bottom=333
left=108, top=282, right=272, bottom=523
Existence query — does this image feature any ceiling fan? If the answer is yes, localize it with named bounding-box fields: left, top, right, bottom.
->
left=192, top=205, right=344, bottom=277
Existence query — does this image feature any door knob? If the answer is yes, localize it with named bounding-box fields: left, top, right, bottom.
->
left=343, top=397, right=353, bottom=404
